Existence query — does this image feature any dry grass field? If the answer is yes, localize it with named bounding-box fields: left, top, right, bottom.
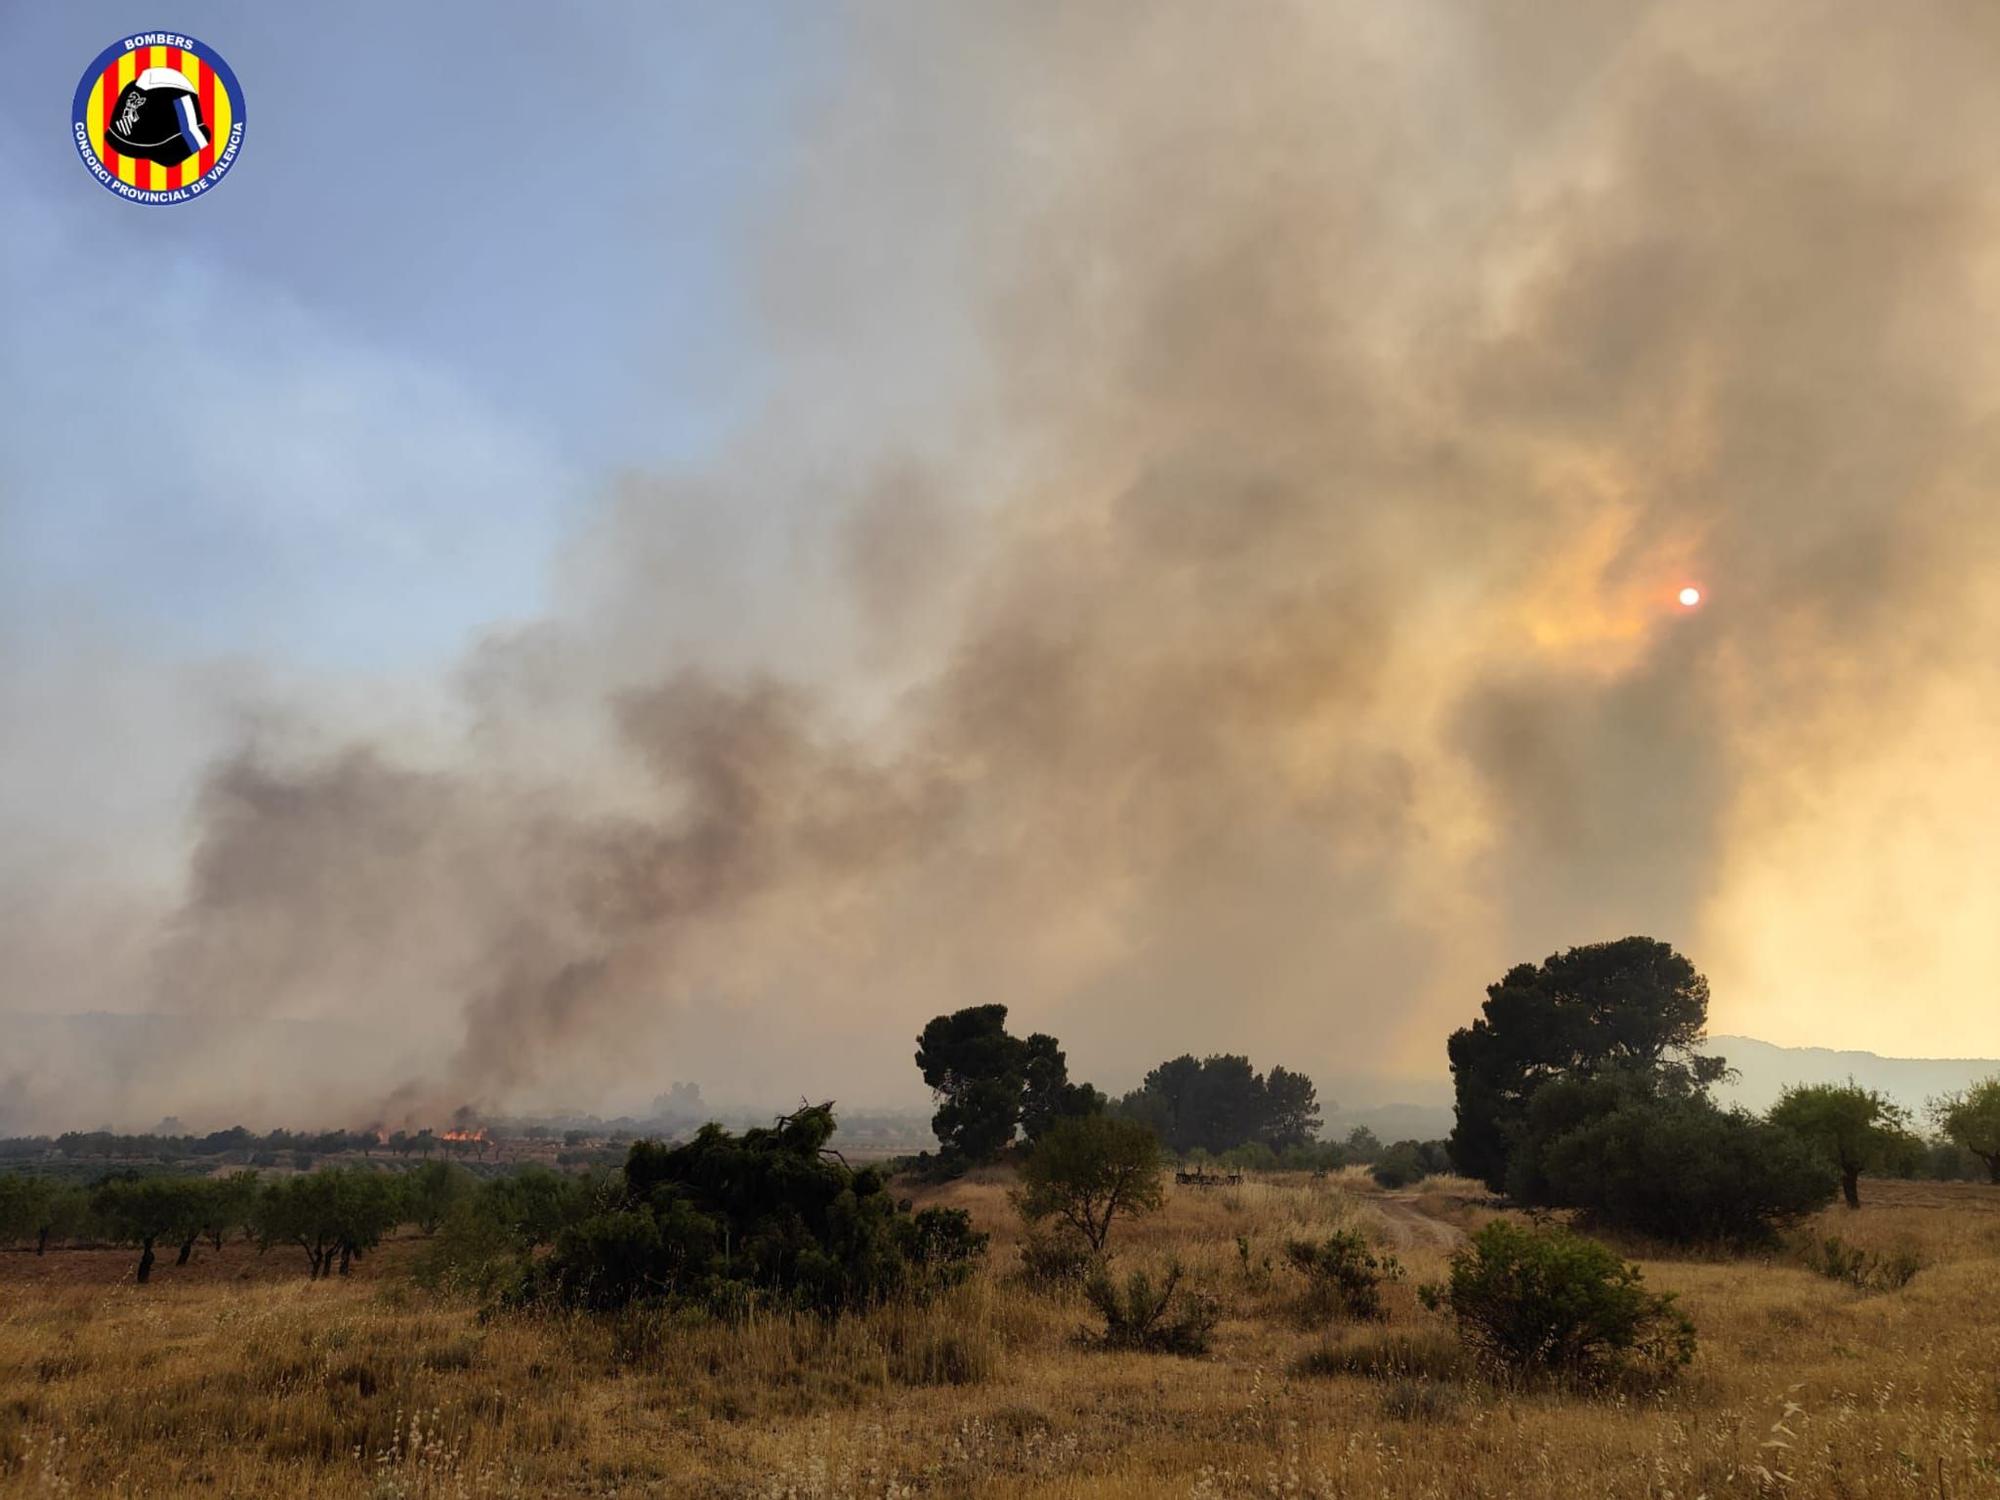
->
left=2, top=1172, right=1997, bottom=1497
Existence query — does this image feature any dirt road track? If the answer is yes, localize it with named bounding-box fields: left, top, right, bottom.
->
left=1373, top=1192, right=1468, bottom=1252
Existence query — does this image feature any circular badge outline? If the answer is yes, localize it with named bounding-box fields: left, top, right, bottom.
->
left=71, top=32, right=247, bottom=205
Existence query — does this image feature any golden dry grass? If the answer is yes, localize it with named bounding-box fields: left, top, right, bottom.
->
left=2, top=1176, right=1997, bottom=1496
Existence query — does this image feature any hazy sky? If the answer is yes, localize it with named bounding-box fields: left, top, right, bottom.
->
left=3, top=2, right=1997, bottom=1129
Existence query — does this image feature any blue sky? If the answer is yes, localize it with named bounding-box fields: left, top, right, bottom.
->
left=1, top=2, right=834, bottom=671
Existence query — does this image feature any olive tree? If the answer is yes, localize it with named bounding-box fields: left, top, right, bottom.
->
left=1013, top=1114, right=1164, bottom=1253
left=93, top=1177, right=201, bottom=1284
left=1769, top=1081, right=1915, bottom=1208
left=1930, top=1078, right=2000, bottom=1185
left=0, top=1175, right=91, bottom=1255
left=258, top=1170, right=403, bottom=1278
left=402, top=1159, right=473, bottom=1235
left=205, top=1170, right=263, bottom=1249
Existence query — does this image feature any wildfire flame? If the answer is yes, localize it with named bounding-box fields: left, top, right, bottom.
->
left=441, top=1127, right=488, bottom=1143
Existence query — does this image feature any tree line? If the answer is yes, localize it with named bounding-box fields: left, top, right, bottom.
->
left=6, top=935, right=1996, bottom=1313
left=0, top=1160, right=540, bottom=1282
left=0, top=1125, right=526, bottom=1170
left=1446, top=935, right=2000, bottom=1242
left=908, top=939, right=1999, bottom=1260
left=913, top=1002, right=1341, bottom=1172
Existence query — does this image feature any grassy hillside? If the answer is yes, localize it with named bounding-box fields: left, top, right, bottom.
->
left=2, top=1171, right=1997, bottom=1496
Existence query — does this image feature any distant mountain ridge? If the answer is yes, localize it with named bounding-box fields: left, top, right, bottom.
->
left=1318, top=1036, right=2000, bottom=1143
left=1707, top=1034, right=1999, bottom=1115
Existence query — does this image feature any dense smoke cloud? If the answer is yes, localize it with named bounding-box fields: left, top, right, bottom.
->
left=12, top=1, right=2000, bottom=1128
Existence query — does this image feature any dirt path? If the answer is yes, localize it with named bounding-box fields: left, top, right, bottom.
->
left=1372, top=1192, right=1468, bottom=1252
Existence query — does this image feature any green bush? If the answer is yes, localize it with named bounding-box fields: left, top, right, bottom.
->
left=1370, top=1140, right=1452, bottom=1189
left=402, top=1160, right=475, bottom=1236
left=1083, top=1263, right=1217, bottom=1355
left=1420, top=1220, right=1694, bottom=1384
left=409, top=1167, right=608, bottom=1301
left=906, top=1206, right=991, bottom=1294
left=1513, top=1081, right=1835, bottom=1246
left=1284, top=1228, right=1403, bottom=1320
left=537, top=1104, right=986, bottom=1313
left=548, top=1210, right=673, bottom=1311
left=413, top=1199, right=530, bottom=1299
left=480, top=1164, right=594, bottom=1247
left=1013, top=1114, right=1164, bottom=1253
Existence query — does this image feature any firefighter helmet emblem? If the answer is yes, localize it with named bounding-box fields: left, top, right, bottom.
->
left=72, top=33, right=246, bottom=204
left=106, top=67, right=212, bottom=166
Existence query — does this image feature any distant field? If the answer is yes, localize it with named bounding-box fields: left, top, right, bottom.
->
left=2, top=1175, right=1997, bottom=1496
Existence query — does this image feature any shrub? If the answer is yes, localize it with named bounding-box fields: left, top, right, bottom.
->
left=1235, top=1233, right=1275, bottom=1289
left=412, top=1169, right=608, bottom=1302
left=481, top=1164, right=594, bottom=1247
left=413, top=1198, right=530, bottom=1299
left=402, top=1160, right=475, bottom=1236
left=1378, top=1378, right=1464, bottom=1424
left=1219, top=1141, right=1278, bottom=1173
left=879, top=1296, right=997, bottom=1386
left=1082, top=1263, right=1218, bottom=1355
left=536, top=1104, right=986, bottom=1313
left=1370, top=1140, right=1452, bottom=1189
left=1284, top=1229, right=1403, bottom=1320
left=1420, top=1220, right=1694, bottom=1384
left=1874, top=1247, right=1923, bottom=1291
left=1016, top=1226, right=1101, bottom=1289
left=1798, top=1233, right=1923, bottom=1292
left=906, top=1206, right=989, bottom=1290
left=1291, top=1329, right=1467, bottom=1383
left=1518, top=1085, right=1836, bottom=1246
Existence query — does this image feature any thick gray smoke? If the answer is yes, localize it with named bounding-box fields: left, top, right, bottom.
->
left=14, top=1, right=2000, bottom=1128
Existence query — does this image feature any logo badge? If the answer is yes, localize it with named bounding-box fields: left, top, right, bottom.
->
left=72, top=33, right=245, bottom=204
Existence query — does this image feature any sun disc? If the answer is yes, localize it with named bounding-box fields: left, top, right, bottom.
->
left=1678, top=586, right=1702, bottom=608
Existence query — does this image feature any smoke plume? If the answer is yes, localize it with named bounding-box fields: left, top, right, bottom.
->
left=12, top=1, right=2000, bottom=1128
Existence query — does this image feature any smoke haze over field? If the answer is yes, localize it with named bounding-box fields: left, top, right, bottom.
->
left=5, top=2, right=2000, bottom=1129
